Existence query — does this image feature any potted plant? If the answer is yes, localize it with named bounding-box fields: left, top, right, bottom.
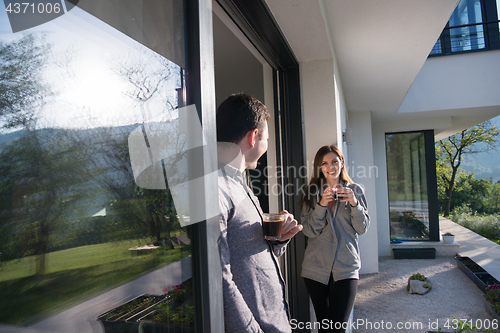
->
left=97, top=279, right=194, bottom=333
left=455, top=256, right=500, bottom=294
left=97, top=294, right=166, bottom=333
left=407, top=273, right=432, bottom=295
left=139, top=279, right=194, bottom=333
left=400, top=211, right=417, bottom=223
left=442, top=232, right=455, bottom=244
left=455, top=256, right=486, bottom=281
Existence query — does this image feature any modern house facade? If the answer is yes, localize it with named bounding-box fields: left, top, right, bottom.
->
left=1, top=0, right=500, bottom=332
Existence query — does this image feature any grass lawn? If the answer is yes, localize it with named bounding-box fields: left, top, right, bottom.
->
left=0, top=239, right=190, bottom=326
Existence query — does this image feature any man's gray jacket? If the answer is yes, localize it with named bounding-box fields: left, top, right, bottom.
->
left=218, top=163, right=291, bottom=332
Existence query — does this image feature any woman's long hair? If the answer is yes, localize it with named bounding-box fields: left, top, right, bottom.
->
left=300, top=145, right=353, bottom=210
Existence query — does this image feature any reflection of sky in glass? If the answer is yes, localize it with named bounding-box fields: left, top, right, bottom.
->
left=0, top=6, right=182, bottom=130
left=449, top=0, right=482, bottom=26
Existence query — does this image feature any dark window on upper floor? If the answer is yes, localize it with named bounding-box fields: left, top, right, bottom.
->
left=430, top=0, right=500, bottom=56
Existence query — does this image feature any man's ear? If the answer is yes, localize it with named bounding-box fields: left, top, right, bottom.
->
left=247, top=129, right=258, bottom=148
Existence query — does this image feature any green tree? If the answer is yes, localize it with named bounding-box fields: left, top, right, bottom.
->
left=437, top=166, right=467, bottom=213
left=448, top=173, right=492, bottom=213
left=436, top=120, right=500, bottom=216
left=490, top=180, right=500, bottom=213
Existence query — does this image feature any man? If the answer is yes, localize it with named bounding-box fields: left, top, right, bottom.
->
left=216, top=93, right=303, bottom=332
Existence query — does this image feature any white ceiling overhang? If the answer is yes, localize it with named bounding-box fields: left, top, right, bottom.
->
left=265, top=0, right=459, bottom=118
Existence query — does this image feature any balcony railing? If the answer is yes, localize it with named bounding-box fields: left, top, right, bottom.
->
left=430, top=20, right=500, bottom=56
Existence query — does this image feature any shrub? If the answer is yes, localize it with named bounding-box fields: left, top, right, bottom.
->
left=451, top=205, right=500, bottom=242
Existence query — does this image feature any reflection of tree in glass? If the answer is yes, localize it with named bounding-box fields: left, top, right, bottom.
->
left=0, top=34, right=95, bottom=274
left=386, top=133, right=427, bottom=203
left=0, top=34, right=51, bottom=273
left=0, top=33, right=51, bottom=130
left=103, top=48, right=186, bottom=244
left=114, top=47, right=178, bottom=122
left=0, top=35, right=188, bottom=275
left=386, top=134, right=413, bottom=201
left=88, top=125, right=181, bottom=244
left=0, top=129, right=94, bottom=275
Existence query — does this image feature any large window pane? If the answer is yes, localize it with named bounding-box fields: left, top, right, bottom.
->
left=386, top=132, right=430, bottom=241
left=0, top=3, right=197, bottom=332
left=449, top=0, right=485, bottom=51
left=449, top=0, right=483, bottom=27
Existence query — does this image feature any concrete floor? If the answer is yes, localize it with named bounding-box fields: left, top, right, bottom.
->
left=440, top=216, right=500, bottom=281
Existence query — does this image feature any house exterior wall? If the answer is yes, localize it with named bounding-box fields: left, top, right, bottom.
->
left=349, top=111, right=379, bottom=273
left=301, top=58, right=338, bottom=163
left=372, top=122, right=394, bottom=256
left=399, top=50, right=500, bottom=114
left=301, top=56, right=350, bottom=182
left=398, top=49, right=500, bottom=140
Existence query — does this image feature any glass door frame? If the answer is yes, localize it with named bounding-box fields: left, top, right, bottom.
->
left=215, top=0, right=310, bottom=328
left=185, top=0, right=224, bottom=332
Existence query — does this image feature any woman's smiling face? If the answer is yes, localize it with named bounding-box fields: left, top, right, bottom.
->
left=321, top=152, right=343, bottom=183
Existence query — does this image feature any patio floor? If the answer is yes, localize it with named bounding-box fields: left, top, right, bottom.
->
left=353, top=216, right=499, bottom=333
left=440, top=216, right=500, bottom=281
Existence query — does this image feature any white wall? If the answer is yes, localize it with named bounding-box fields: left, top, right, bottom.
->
left=398, top=50, right=500, bottom=140
left=399, top=50, right=500, bottom=114
left=301, top=58, right=338, bottom=170
left=369, top=50, right=500, bottom=255
left=349, top=111, right=379, bottom=272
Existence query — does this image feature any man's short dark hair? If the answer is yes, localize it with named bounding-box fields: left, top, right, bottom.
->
left=216, top=93, right=270, bottom=143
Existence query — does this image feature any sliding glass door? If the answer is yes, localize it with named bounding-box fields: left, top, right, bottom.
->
left=386, top=130, right=439, bottom=241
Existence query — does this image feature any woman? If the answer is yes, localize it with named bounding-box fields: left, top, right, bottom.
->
left=300, top=145, right=370, bottom=332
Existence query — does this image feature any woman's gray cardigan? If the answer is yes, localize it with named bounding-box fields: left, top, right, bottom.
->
left=301, top=182, right=370, bottom=284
